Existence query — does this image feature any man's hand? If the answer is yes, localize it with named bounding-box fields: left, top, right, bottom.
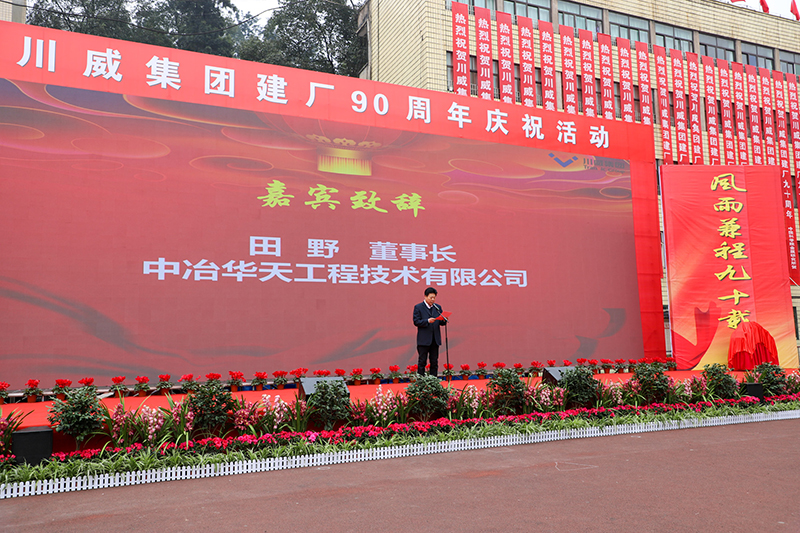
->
left=428, top=317, right=436, bottom=323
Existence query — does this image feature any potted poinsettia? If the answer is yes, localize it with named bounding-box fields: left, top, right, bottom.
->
left=388, top=365, right=401, bottom=383
left=513, top=363, right=525, bottom=376
left=109, top=376, right=128, bottom=398
left=52, top=379, right=72, bottom=401
left=369, top=367, right=383, bottom=385
left=350, top=368, right=363, bottom=386
left=157, top=374, right=173, bottom=394
left=313, top=369, right=331, bottom=378
left=614, top=359, right=627, bottom=373
left=600, top=359, right=613, bottom=373
left=0, top=381, right=9, bottom=404
left=529, top=361, right=544, bottom=377
left=666, top=356, right=677, bottom=371
left=547, top=360, right=556, bottom=367
left=289, top=368, right=308, bottom=385
left=476, top=361, right=488, bottom=379
left=334, top=369, right=346, bottom=380
left=24, top=379, right=43, bottom=403
left=563, top=360, right=573, bottom=367
left=576, top=358, right=588, bottom=368
left=205, top=373, right=222, bottom=384
left=492, top=362, right=505, bottom=378
left=459, top=364, right=471, bottom=380
left=228, top=371, right=245, bottom=392
left=442, top=363, right=454, bottom=382
left=406, top=365, right=418, bottom=382
left=588, top=359, right=600, bottom=373
left=251, top=372, right=269, bottom=391
left=179, top=374, right=198, bottom=394
left=272, top=370, right=288, bottom=389
left=78, top=377, right=96, bottom=392
left=134, top=376, right=150, bottom=396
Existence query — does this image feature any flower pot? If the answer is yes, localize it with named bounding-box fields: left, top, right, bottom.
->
left=160, top=388, right=171, bottom=395
left=255, top=384, right=263, bottom=391
left=0, top=397, right=4, bottom=405
left=353, top=379, right=361, bottom=386
left=445, top=376, right=452, bottom=383
left=392, top=378, right=400, bottom=384
left=276, top=384, right=285, bottom=390
left=373, top=378, right=381, bottom=385
left=138, top=390, right=146, bottom=397
left=461, top=375, right=470, bottom=380
left=230, top=385, right=239, bottom=392
left=115, top=391, right=125, bottom=399
left=604, top=368, right=611, bottom=374
left=27, top=395, right=37, bottom=403
left=56, top=393, right=66, bottom=401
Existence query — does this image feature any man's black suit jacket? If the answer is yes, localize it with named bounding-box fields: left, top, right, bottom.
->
left=413, top=301, right=443, bottom=346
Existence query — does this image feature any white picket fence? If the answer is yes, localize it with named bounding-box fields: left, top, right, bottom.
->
left=2, top=409, right=798, bottom=499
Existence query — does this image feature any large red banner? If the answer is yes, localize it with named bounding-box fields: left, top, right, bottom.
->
left=560, top=26, right=577, bottom=115
left=635, top=42, right=652, bottom=126
left=617, top=38, right=634, bottom=123
left=496, top=10, right=515, bottom=105
left=578, top=29, right=596, bottom=117
left=517, top=15, right=535, bottom=108
left=0, top=21, right=663, bottom=385
left=662, top=166, right=797, bottom=370
left=474, top=6, right=493, bottom=100
left=451, top=1, right=470, bottom=97
left=598, top=34, right=615, bottom=121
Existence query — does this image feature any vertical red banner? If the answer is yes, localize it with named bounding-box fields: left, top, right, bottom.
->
left=702, top=56, right=721, bottom=165
left=451, top=2, right=470, bottom=97
left=789, top=74, right=800, bottom=178
left=539, top=21, right=557, bottom=112
left=773, top=71, right=800, bottom=280
left=617, top=38, right=634, bottom=123
left=598, top=33, right=615, bottom=120
left=560, top=26, right=578, bottom=114
left=654, top=46, right=673, bottom=163
left=759, top=68, right=776, bottom=166
left=578, top=29, right=596, bottom=117
left=636, top=42, right=653, bottom=126
left=671, top=50, right=689, bottom=164
left=661, top=165, right=797, bottom=370
left=686, top=53, right=703, bottom=164
left=474, top=6, right=493, bottom=101
left=732, top=63, right=750, bottom=164
left=718, top=60, right=735, bottom=165
left=496, top=11, right=515, bottom=104
left=517, top=16, right=536, bottom=108
left=746, top=65, right=764, bottom=165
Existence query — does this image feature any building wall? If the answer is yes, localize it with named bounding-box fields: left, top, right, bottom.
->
left=0, top=0, right=26, bottom=23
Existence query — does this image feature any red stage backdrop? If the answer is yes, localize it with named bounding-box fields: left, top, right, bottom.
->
left=0, top=21, right=663, bottom=386
left=661, top=166, right=797, bottom=369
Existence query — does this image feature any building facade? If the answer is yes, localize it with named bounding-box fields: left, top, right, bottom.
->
left=0, top=0, right=26, bottom=23
left=358, top=0, right=800, bottom=355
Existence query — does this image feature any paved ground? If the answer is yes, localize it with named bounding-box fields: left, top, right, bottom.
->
left=2, top=419, right=799, bottom=532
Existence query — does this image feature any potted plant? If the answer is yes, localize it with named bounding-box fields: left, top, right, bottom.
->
left=52, top=379, right=72, bottom=401
left=252, top=372, right=269, bottom=391
left=529, top=361, right=544, bottom=377
left=109, top=376, right=128, bottom=398
left=614, top=359, right=627, bottom=373
left=47, top=386, right=104, bottom=450
left=442, top=363, right=454, bottom=382
left=205, top=372, right=222, bottom=384
left=134, top=375, right=150, bottom=397
left=334, top=368, right=347, bottom=380
left=513, top=363, right=525, bottom=376
left=459, top=364, right=471, bottom=380
left=272, top=370, right=288, bottom=389
left=666, top=356, right=678, bottom=371
left=0, top=381, right=9, bottom=405
left=386, top=365, right=401, bottom=383
left=157, top=374, right=173, bottom=394
left=406, top=365, right=418, bottom=382
left=369, top=367, right=383, bottom=385
left=289, top=368, right=308, bottom=385
left=546, top=360, right=556, bottom=367
left=600, top=359, right=613, bottom=373
left=179, top=374, right=199, bottom=394
left=576, top=358, right=588, bottom=368
left=350, top=368, right=363, bottom=386
left=24, top=379, right=43, bottom=403
left=228, top=371, right=244, bottom=392
left=476, top=361, right=488, bottom=379
left=78, top=377, right=96, bottom=392
left=492, top=362, right=506, bottom=378
left=313, top=369, right=331, bottom=378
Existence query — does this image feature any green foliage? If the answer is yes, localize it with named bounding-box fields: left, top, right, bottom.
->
left=560, top=367, right=601, bottom=408
left=188, top=379, right=233, bottom=434
left=47, top=387, right=104, bottom=448
left=28, top=0, right=135, bottom=40
left=702, top=363, right=739, bottom=400
left=1, top=409, right=30, bottom=455
left=307, top=380, right=350, bottom=431
left=406, top=375, right=448, bottom=421
left=752, top=363, right=788, bottom=396
left=631, top=362, right=671, bottom=404
left=487, top=368, right=526, bottom=415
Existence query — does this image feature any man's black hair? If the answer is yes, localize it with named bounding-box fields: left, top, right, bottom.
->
left=424, top=287, right=437, bottom=296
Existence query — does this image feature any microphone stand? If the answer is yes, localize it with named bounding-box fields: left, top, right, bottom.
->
left=437, top=304, right=450, bottom=376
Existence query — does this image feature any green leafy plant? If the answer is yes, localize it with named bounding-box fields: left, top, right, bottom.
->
left=702, top=363, right=739, bottom=399
left=406, top=375, right=448, bottom=421
left=559, top=367, right=601, bottom=408
left=307, top=380, right=351, bottom=430
left=47, top=387, right=104, bottom=449
left=751, top=363, right=788, bottom=396
left=631, top=362, right=671, bottom=404
left=0, top=409, right=30, bottom=455
left=488, top=368, right=526, bottom=415
left=188, top=379, right=234, bottom=435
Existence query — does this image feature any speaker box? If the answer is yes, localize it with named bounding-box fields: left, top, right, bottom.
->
left=298, top=376, right=349, bottom=399
left=744, top=382, right=765, bottom=401
left=12, top=426, right=53, bottom=465
left=541, top=366, right=573, bottom=386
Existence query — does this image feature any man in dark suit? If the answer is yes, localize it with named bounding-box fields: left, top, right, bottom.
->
left=413, top=287, right=445, bottom=377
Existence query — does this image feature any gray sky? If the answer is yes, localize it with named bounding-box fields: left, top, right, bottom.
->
left=232, top=0, right=281, bottom=22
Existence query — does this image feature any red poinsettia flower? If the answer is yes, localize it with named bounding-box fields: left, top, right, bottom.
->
left=513, top=363, right=523, bottom=369
left=111, top=376, right=126, bottom=385
left=135, top=376, right=149, bottom=384
left=313, top=369, right=331, bottom=377
left=179, top=374, right=194, bottom=382
left=369, top=367, right=381, bottom=374
left=493, top=362, right=505, bottom=369
left=406, top=365, right=418, bottom=373
left=254, top=372, right=269, bottom=380
left=530, top=361, right=544, bottom=369
left=78, top=377, right=94, bottom=387
left=205, top=373, right=222, bottom=381
left=477, top=361, right=487, bottom=369
left=588, top=359, right=598, bottom=366
left=273, top=370, right=288, bottom=378
left=628, top=359, right=638, bottom=365
left=460, top=364, right=470, bottom=371
left=26, top=379, right=40, bottom=389
left=444, top=364, right=454, bottom=370
left=229, top=371, right=245, bottom=381
left=0, top=382, right=9, bottom=391
left=334, top=369, right=346, bottom=376
left=54, top=379, right=72, bottom=388
left=547, top=360, right=556, bottom=366
left=615, top=359, right=626, bottom=364
left=159, top=374, right=171, bottom=382
left=389, top=365, right=400, bottom=373
left=563, top=360, right=572, bottom=366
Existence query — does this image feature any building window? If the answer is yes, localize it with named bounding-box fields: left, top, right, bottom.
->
left=609, top=12, right=649, bottom=44
left=699, top=34, right=734, bottom=62
left=558, top=1, right=602, bottom=35
left=503, top=0, right=550, bottom=22
left=469, top=0, right=492, bottom=10
left=741, top=42, right=774, bottom=70
left=655, top=23, right=693, bottom=53
left=780, top=51, right=800, bottom=74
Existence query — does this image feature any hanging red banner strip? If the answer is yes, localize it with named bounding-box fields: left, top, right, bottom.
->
left=598, top=33, right=615, bottom=120
left=686, top=52, right=703, bottom=164
left=789, top=74, right=800, bottom=177
left=474, top=6, right=493, bottom=101
left=636, top=42, right=652, bottom=126
left=732, top=63, right=750, bottom=164
left=617, top=37, right=634, bottom=123
left=759, top=68, right=776, bottom=166
left=702, top=56, right=721, bottom=165
left=746, top=65, right=764, bottom=165
left=560, top=25, right=578, bottom=115
left=496, top=10, right=515, bottom=105
left=539, top=21, right=557, bottom=112
left=451, top=2, right=470, bottom=97
left=517, top=15, right=536, bottom=108
left=578, top=29, right=596, bottom=117
left=773, top=71, right=799, bottom=280
left=653, top=46, right=672, bottom=163
left=717, top=60, right=734, bottom=165
left=671, top=49, right=689, bottom=164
